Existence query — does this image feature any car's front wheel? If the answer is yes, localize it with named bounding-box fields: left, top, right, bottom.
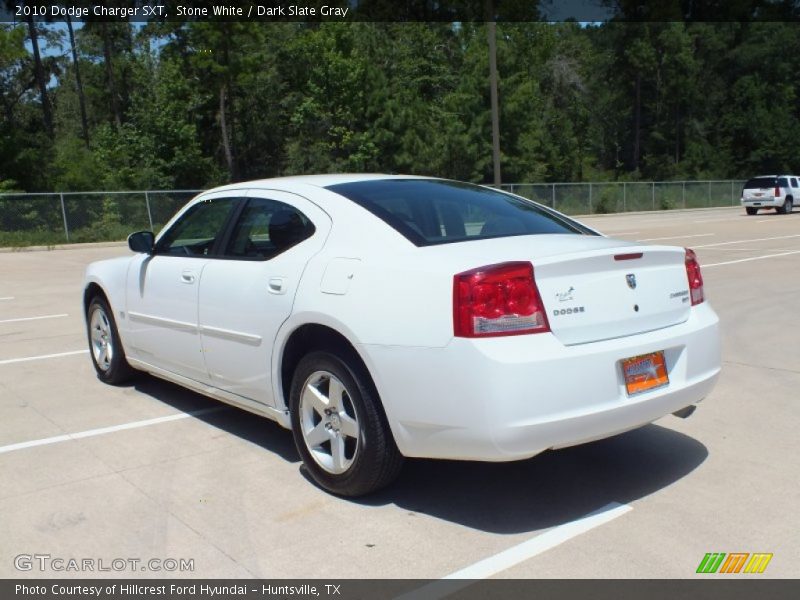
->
left=86, top=296, right=135, bottom=384
left=289, top=351, right=403, bottom=496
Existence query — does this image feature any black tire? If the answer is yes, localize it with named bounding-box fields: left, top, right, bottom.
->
left=784, top=198, right=793, bottom=214
left=745, top=207, right=758, bottom=216
left=289, top=350, right=403, bottom=496
left=86, top=296, right=135, bottom=385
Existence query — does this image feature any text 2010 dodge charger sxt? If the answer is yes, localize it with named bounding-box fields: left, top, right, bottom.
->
left=83, top=175, right=721, bottom=496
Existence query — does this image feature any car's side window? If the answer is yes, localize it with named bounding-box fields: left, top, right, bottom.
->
left=156, top=198, right=238, bottom=257
left=791, top=178, right=798, bottom=188
left=778, top=178, right=789, bottom=188
left=224, top=197, right=315, bottom=260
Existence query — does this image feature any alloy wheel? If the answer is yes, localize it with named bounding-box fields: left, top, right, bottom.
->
left=90, top=307, right=114, bottom=372
left=299, top=370, right=360, bottom=474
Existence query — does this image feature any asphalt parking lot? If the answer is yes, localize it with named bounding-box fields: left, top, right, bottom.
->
left=1, top=205, right=798, bottom=580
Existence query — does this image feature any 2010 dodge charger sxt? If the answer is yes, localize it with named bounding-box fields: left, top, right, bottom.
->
left=83, top=175, right=721, bottom=496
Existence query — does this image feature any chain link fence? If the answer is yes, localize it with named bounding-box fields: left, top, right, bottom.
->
left=0, top=181, right=747, bottom=248
left=0, top=190, right=202, bottom=248
left=496, top=180, right=747, bottom=215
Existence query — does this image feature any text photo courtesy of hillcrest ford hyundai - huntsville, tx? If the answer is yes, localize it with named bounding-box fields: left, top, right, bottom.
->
left=1, top=3, right=799, bottom=598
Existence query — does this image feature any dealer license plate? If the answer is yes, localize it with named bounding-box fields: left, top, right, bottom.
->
left=621, top=351, right=669, bottom=396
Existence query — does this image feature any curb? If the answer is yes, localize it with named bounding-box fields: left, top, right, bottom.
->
left=0, top=241, right=127, bottom=254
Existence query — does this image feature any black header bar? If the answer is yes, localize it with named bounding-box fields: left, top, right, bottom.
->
left=3, top=1, right=800, bottom=23
left=3, top=579, right=800, bottom=600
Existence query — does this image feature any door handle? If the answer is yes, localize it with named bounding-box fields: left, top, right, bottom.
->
left=268, top=277, right=287, bottom=295
left=181, top=271, right=196, bottom=284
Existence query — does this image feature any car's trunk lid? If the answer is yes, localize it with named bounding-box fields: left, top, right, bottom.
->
left=534, top=246, right=691, bottom=345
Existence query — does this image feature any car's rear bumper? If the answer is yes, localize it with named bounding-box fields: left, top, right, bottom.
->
left=742, top=197, right=783, bottom=208
left=360, top=302, right=720, bottom=461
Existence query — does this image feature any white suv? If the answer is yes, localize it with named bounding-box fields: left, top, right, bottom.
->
left=741, top=175, right=800, bottom=215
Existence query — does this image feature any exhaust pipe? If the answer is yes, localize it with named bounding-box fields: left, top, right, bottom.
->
left=672, top=405, right=696, bottom=419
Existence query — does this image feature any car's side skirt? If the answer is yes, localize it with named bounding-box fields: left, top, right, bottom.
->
left=127, top=357, right=292, bottom=429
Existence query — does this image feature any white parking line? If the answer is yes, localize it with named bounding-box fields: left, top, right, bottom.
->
left=0, top=349, right=88, bottom=366
left=601, top=231, right=640, bottom=236
left=398, top=502, right=631, bottom=599
left=0, top=407, right=225, bottom=455
left=0, top=313, right=68, bottom=324
left=692, top=217, right=743, bottom=224
left=0, top=297, right=13, bottom=301
left=703, top=250, right=800, bottom=268
left=637, top=233, right=715, bottom=242
left=445, top=501, right=631, bottom=578
left=694, top=234, right=800, bottom=248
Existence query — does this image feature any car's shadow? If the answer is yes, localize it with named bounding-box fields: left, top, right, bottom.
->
left=132, top=376, right=299, bottom=463
left=742, top=210, right=799, bottom=217
left=132, top=375, right=707, bottom=534
left=357, top=424, right=706, bottom=533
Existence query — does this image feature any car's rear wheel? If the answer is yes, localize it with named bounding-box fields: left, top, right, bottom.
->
left=86, top=296, right=135, bottom=384
left=289, top=351, right=403, bottom=496
left=745, top=207, right=758, bottom=215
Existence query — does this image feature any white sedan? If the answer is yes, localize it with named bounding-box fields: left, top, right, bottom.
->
left=83, top=175, right=721, bottom=496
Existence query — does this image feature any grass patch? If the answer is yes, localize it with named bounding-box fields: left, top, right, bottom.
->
left=0, top=222, right=132, bottom=249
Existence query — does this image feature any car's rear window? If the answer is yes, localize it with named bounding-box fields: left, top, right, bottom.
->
left=327, top=179, right=593, bottom=246
left=744, top=177, right=777, bottom=189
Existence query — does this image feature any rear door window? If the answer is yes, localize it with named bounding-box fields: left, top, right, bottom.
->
left=223, top=197, right=315, bottom=260
left=327, top=179, right=593, bottom=246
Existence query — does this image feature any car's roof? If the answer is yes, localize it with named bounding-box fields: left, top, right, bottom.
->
left=205, top=173, right=435, bottom=194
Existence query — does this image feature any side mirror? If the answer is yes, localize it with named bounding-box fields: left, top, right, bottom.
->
left=128, top=231, right=155, bottom=254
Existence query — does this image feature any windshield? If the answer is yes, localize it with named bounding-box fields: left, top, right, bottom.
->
left=327, top=179, right=594, bottom=247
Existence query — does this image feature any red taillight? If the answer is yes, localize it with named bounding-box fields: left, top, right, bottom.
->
left=685, top=248, right=704, bottom=306
left=775, top=186, right=781, bottom=197
left=453, top=262, right=550, bottom=337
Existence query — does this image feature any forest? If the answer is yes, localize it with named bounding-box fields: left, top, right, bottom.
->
left=2, top=19, right=800, bottom=196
